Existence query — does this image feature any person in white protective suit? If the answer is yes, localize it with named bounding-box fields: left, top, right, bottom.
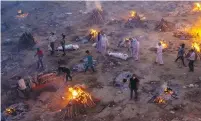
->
left=131, top=38, right=140, bottom=61
left=155, top=42, right=164, bottom=65
left=100, top=34, right=109, bottom=55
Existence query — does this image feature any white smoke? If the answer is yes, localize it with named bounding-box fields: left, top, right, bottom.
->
left=85, top=1, right=102, bottom=13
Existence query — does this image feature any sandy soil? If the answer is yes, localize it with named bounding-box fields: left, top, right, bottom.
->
left=1, top=1, right=201, bottom=121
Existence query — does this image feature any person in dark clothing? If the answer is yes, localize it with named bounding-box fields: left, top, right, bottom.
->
left=58, top=66, right=72, bottom=81
left=175, top=44, right=186, bottom=66
left=35, top=48, right=44, bottom=69
left=129, top=74, right=139, bottom=100
left=61, top=33, right=66, bottom=56
left=84, top=50, right=95, bottom=72
left=188, top=49, right=196, bottom=72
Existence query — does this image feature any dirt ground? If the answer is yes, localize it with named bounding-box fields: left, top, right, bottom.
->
left=1, top=1, right=201, bottom=121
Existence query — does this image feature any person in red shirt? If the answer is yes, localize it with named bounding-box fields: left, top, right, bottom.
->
left=35, top=48, right=44, bottom=69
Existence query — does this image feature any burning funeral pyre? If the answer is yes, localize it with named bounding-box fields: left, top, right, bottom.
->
left=16, top=10, right=28, bottom=19
left=192, top=3, right=201, bottom=12
left=148, top=86, right=178, bottom=107
left=125, top=10, right=142, bottom=28
left=58, top=85, right=97, bottom=119
left=2, top=103, right=29, bottom=121
left=88, top=29, right=99, bottom=41
left=160, top=40, right=168, bottom=49
left=155, top=18, right=175, bottom=32
left=174, top=18, right=201, bottom=54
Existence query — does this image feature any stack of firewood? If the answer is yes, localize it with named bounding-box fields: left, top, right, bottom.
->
left=125, top=13, right=142, bottom=28
left=18, top=32, right=36, bottom=50
left=87, top=9, right=105, bottom=25
left=155, top=18, right=175, bottom=32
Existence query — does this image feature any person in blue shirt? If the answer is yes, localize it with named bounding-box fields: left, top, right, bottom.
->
left=85, top=50, right=95, bottom=72
left=175, top=44, right=186, bottom=67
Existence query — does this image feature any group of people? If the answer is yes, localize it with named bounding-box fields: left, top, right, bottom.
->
left=17, top=31, right=197, bottom=100
left=156, top=42, right=196, bottom=72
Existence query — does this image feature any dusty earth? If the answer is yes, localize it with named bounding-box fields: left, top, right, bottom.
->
left=1, top=1, right=201, bottom=121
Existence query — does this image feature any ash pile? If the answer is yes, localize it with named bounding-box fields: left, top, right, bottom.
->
left=18, top=32, right=36, bottom=51
left=155, top=18, right=175, bottom=32
left=86, top=8, right=106, bottom=25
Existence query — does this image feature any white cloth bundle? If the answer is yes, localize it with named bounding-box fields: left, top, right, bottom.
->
left=57, top=44, right=79, bottom=50
left=108, top=51, right=129, bottom=60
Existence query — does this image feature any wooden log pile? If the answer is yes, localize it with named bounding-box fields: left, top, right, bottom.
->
left=87, top=9, right=105, bottom=25
left=155, top=18, right=175, bottom=32
left=18, top=32, right=36, bottom=50
left=173, top=31, right=193, bottom=40
left=57, top=85, right=98, bottom=119
left=124, top=13, right=143, bottom=28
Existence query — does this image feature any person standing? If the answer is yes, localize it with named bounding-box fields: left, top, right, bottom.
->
left=61, top=33, right=66, bottom=56
left=175, top=44, right=186, bottom=66
left=48, top=32, right=57, bottom=55
left=129, top=74, right=139, bottom=100
left=100, top=33, right=109, bottom=55
left=155, top=42, right=164, bottom=65
left=35, top=48, right=44, bottom=69
left=134, top=38, right=140, bottom=61
left=96, top=32, right=102, bottom=53
left=188, top=49, right=196, bottom=72
left=84, top=50, right=95, bottom=73
left=131, top=38, right=137, bottom=58
left=17, top=76, right=29, bottom=98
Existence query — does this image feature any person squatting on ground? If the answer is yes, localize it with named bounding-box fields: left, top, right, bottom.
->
left=58, top=66, right=72, bottom=82
left=175, top=44, right=186, bottom=66
left=17, top=76, right=29, bottom=98
left=129, top=74, right=139, bottom=100
left=48, top=32, right=57, bottom=55
left=188, top=49, right=196, bottom=72
left=84, top=50, right=95, bottom=72
left=35, top=48, right=44, bottom=69
left=155, top=42, right=164, bottom=65
left=60, top=33, right=66, bottom=56
left=131, top=37, right=140, bottom=61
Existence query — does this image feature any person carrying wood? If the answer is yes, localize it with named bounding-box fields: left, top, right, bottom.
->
left=48, top=32, right=57, bottom=55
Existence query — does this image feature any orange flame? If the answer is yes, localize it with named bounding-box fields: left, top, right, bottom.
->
left=192, top=42, right=200, bottom=52
left=5, top=108, right=15, bottom=115
left=192, top=3, right=201, bottom=12
left=130, top=11, right=136, bottom=17
left=68, top=86, right=93, bottom=104
left=16, top=10, right=28, bottom=18
left=90, top=29, right=98, bottom=39
left=160, top=40, right=168, bottom=49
